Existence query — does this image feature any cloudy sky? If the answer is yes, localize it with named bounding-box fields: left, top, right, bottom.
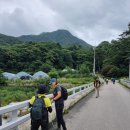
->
left=0, top=0, right=130, bottom=45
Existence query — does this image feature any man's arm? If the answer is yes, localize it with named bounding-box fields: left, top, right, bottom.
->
left=29, top=96, right=35, bottom=108
left=29, top=103, right=32, bottom=108
left=50, top=95, right=54, bottom=100
left=53, top=91, right=62, bottom=101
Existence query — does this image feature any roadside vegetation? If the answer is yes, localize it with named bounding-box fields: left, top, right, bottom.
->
left=0, top=70, right=93, bottom=106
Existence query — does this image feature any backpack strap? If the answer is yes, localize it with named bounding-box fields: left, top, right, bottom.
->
left=33, top=95, right=46, bottom=107
left=35, top=96, right=38, bottom=99
left=32, top=96, right=38, bottom=106
left=41, top=96, right=47, bottom=109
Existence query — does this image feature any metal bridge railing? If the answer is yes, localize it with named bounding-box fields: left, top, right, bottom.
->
left=0, top=83, right=94, bottom=130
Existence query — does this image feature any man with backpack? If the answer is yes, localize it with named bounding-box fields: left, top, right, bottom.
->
left=50, top=78, right=67, bottom=130
left=29, top=84, right=52, bottom=130
left=94, top=76, right=101, bottom=98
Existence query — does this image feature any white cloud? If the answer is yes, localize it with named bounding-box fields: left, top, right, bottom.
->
left=0, top=0, right=130, bottom=45
left=0, top=0, right=58, bottom=36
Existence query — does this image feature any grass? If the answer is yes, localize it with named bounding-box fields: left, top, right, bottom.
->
left=0, top=76, right=93, bottom=106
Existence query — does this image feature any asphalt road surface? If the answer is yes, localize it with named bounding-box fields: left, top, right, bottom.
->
left=54, top=81, right=130, bottom=130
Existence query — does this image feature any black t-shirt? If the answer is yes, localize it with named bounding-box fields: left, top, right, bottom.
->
left=53, top=85, right=64, bottom=107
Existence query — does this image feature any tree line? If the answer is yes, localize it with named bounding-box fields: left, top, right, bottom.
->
left=96, top=23, right=130, bottom=77
left=0, top=42, right=93, bottom=75
left=1, top=23, right=130, bottom=78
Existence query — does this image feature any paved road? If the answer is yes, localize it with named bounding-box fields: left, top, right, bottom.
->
left=63, top=81, right=130, bottom=130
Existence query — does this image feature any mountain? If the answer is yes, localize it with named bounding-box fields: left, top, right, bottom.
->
left=18, top=30, right=91, bottom=47
left=0, top=34, right=21, bottom=44
left=0, top=30, right=91, bottom=47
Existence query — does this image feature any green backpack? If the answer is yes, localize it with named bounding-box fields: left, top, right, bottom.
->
left=30, top=96, right=48, bottom=121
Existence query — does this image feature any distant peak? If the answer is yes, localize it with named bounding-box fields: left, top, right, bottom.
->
left=1, top=29, right=91, bottom=47
left=40, top=29, right=71, bottom=35
left=55, top=29, right=71, bottom=33
left=56, top=29, right=70, bottom=32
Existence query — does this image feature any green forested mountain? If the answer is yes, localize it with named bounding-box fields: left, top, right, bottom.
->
left=18, top=30, right=91, bottom=47
left=0, top=34, right=21, bottom=44
left=1, top=24, right=130, bottom=78
left=91, top=23, right=130, bottom=77
left=0, top=30, right=92, bottom=74
left=96, top=37, right=130, bottom=77
left=0, top=30, right=91, bottom=47
left=0, top=42, right=93, bottom=73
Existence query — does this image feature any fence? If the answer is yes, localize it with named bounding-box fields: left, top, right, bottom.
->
left=0, top=83, right=94, bottom=130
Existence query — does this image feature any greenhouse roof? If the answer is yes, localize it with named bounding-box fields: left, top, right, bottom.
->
left=33, top=71, right=49, bottom=79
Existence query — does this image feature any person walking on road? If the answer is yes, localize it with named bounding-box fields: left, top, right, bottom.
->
left=111, top=78, right=115, bottom=84
left=105, top=78, right=108, bottom=84
left=50, top=78, right=67, bottom=130
left=94, top=77, right=101, bottom=98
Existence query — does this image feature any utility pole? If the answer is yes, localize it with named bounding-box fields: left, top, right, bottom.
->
left=93, top=47, right=96, bottom=76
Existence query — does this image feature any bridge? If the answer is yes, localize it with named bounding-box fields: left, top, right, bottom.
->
left=0, top=79, right=130, bottom=130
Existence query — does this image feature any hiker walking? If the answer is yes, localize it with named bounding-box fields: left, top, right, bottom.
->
left=111, top=78, right=115, bottom=84
left=29, top=84, right=52, bottom=130
left=94, top=77, right=101, bottom=98
left=105, top=78, right=108, bottom=84
left=50, top=78, right=67, bottom=130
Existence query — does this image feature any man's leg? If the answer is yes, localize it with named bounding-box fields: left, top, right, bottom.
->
left=97, top=87, right=99, bottom=97
left=56, top=108, right=61, bottom=128
left=57, top=108, right=67, bottom=130
left=41, top=120, right=48, bottom=130
left=31, top=120, right=40, bottom=130
left=95, top=87, right=99, bottom=98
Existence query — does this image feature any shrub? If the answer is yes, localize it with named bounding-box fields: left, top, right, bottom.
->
left=0, top=73, right=7, bottom=86
left=101, top=65, right=120, bottom=77
left=107, top=66, right=120, bottom=77
left=48, top=69, right=59, bottom=78
left=40, top=63, right=53, bottom=73
left=34, top=78, right=50, bottom=86
left=79, top=64, right=90, bottom=76
left=59, top=67, right=78, bottom=77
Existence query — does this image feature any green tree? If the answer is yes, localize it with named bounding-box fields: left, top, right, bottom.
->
left=79, top=63, right=90, bottom=76
left=0, top=71, right=7, bottom=86
left=40, top=63, right=53, bottom=73
left=48, top=69, right=59, bottom=78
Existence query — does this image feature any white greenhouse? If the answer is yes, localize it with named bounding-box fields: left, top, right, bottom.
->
left=16, top=72, right=32, bottom=79
left=2, top=72, right=17, bottom=80
left=33, top=71, right=49, bottom=79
